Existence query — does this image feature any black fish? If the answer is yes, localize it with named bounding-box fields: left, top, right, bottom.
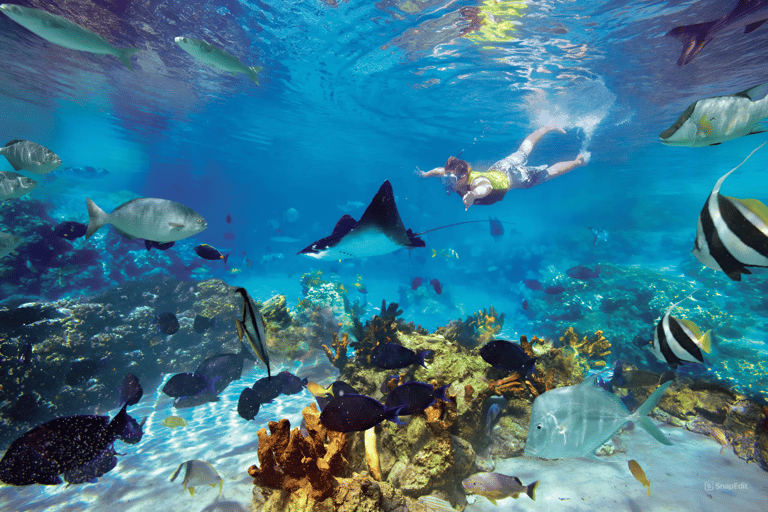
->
left=172, top=394, right=219, bottom=409
left=298, top=180, right=425, bottom=260
left=479, top=339, right=536, bottom=377
left=53, top=221, right=87, bottom=240
left=226, top=214, right=232, bottom=224
left=194, top=244, right=229, bottom=264
left=0, top=405, right=129, bottom=486
left=523, top=279, right=543, bottom=291
left=194, top=351, right=248, bottom=395
left=119, top=373, right=143, bottom=406
left=154, top=312, right=180, bottom=335
left=145, top=240, right=175, bottom=251
left=311, top=380, right=359, bottom=411
left=370, top=342, right=431, bottom=370
left=238, top=387, right=261, bottom=421
left=544, top=284, right=566, bottom=295
left=489, top=216, right=504, bottom=240
left=319, top=394, right=406, bottom=432
left=193, top=314, right=217, bottom=333
left=385, top=382, right=450, bottom=416
left=162, top=372, right=211, bottom=398
left=250, top=375, right=284, bottom=404
left=566, top=265, right=600, bottom=280
left=62, top=445, right=118, bottom=486
left=666, top=0, right=768, bottom=66
left=65, top=358, right=101, bottom=386
left=276, top=370, right=308, bottom=395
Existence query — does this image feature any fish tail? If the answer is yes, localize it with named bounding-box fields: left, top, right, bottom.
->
left=526, top=480, right=539, bottom=501
left=247, top=65, right=262, bottom=84
left=85, top=197, right=108, bottom=239
left=632, top=380, right=673, bottom=445
left=223, top=253, right=230, bottom=266
left=665, top=21, right=716, bottom=66
left=385, top=405, right=407, bottom=425
left=117, top=47, right=140, bottom=71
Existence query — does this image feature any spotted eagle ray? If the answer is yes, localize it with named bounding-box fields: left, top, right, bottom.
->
left=298, top=180, right=499, bottom=261
left=666, top=0, right=768, bottom=66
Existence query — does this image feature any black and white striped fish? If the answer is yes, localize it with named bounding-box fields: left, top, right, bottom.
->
left=652, top=297, right=711, bottom=368
left=692, top=145, right=768, bottom=281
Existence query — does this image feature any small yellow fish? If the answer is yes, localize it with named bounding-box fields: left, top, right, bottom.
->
left=710, top=426, right=728, bottom=454
left=628, top=459, right=650, bottom=496
left=697, top=115, right=714, bottom=136
left=229, top=267, right=242, bottom=274
left=163, top=416, right=187, bottom=429
left=307, top=381, right=332, bottom=397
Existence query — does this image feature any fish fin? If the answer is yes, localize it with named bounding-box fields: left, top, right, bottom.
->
left=749, top=126, right=768, bottom=135
left=240, top=339, right=256, bottom=361
left=170, top=462, right=185, bottom=482
left=232, top=315, right=244, bottom=341
left=734, top=197, right=768, bottom=225
left=698, top=330, right=712, bottom=353
left=637, top=417, right=672, bottom=446
left=117, top=47, right=139, bottom=71
left=665, top=21, right=716, bottom=65
left=169, top=222, right=185, bottom=229
left=85, top=197, right=109, bottom=239
left=678, top=318, right=703, bottom=339
left=188, top=486, right=195, bottom=496
left=487, top=498, right=497, bottom=505
left=744, top=19, right=768, bottom=34
left=218, top=479, right=223, bottom=496
left=647, top=481, right=651, bottom=497
left=247, top=65, right=261, bottom=84
left=4, top=139, right=23, bottom=147
left=223, top=253, right=229, bottom=265
left=632, top=381, right=673, bottom=445
left=385, top=405, right=408, bottom=425
left=527, top=480, right=539, bottom=501
left=738, top=82, right=768, bottom=101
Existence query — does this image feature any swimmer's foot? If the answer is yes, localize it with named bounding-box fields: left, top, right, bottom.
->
left=576, top=151, right=591, bottom=165
left=545, top=124, right=566, bottom=135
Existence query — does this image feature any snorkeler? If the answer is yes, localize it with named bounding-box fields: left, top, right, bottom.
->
left=419, top=125, right=588, bottom=210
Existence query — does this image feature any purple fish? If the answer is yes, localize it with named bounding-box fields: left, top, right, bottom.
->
left=479, top=339, right=536, bottom=377
left=566, top=265, right=600, bottom=280
left=319, top=394, right=406, bottom=432
left=385, top=381, right=450, bottom=416
left=119, top=373, right=142, bottom=407
left=489, top=216, right=504, bottom=240
left=370, top=343, right=431, bottom=370
left=523, top=279, right=543, bottom=291
left=544, top=284, right=566, bottom=295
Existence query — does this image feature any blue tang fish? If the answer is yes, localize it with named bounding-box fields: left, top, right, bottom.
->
left=319, top=394, right=406, bottom=432
left=384, top=381, right=450, bottom=416
left=370, top=342, right=431, bottom=370
left=479, top=339, right=536, bottom=377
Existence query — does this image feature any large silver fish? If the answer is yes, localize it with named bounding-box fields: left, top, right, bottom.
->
left=85, top=197, right=207, bottom=242
left=660, top=83, right=768, bottom=147
left=524, top=376, right=672, bottom=459
left=0, top=231, right=21, bottom=259
left=232, top=287, right=271, bottom=378
left=170, top=459, right=223, bottom=496
left=175, top=36, right=261, bottom=83
left=0, top=4, right=139, bottom=69
left=0, top=171, right=37, bottom=200
left=0, top=140, right=61, bottom=174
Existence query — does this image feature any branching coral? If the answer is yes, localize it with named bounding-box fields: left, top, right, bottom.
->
left=435, top=305, right=505, bottom=348
left=260, top=295, right=292, bottom=329
left=561, top=327, right=612, bottom=363
left=349, top=300, right=403, bottom=367
left=322, top=327, right=349, bottom=371
left=424, top=382, right=458, bottom=432
left=248, top=403, right=348, bottom=502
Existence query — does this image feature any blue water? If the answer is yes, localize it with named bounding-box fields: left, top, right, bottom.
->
left=2, top=0, right=768, bottom=510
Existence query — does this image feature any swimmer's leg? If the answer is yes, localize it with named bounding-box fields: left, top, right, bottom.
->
left=517, top=125, right=567, bottom=158
left=542, top=154, right=588, bottom=181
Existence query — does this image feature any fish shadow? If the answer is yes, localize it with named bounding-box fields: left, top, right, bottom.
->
left=218, top=438, right=260, bottom=459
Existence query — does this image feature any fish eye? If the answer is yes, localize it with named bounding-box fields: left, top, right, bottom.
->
left=196, top=219, right=204, bottom=224
left=537, top=424, right=542, bottom=429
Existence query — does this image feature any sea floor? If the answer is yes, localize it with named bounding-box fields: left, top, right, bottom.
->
left=1, top=360, right=767, bottom=512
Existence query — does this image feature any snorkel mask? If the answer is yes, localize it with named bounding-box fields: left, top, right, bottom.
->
left=441, top=173, right=458, bottom=194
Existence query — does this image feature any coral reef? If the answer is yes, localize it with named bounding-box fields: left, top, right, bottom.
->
left=261, top=295, right=292, bottom=330
left=560, top=326, right=612, bottom=367
left=434, top=306, right=505, bottom=348
left=249, top=403, right=348, bottom=502
left=349, top=300, right=403, bottom=368
left=322, top=328, right=349, bottom=371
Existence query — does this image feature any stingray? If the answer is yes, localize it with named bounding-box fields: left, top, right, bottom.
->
left=298, top=180, right=507, bottom=261
left=298, top=180, right=425, bottom=260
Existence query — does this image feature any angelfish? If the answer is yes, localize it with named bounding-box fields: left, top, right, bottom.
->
left=692, top=145, right=768, bottom=280
left=0, top=4, right=139, bottom=69
left=232, top=287, right=271, bottom=378
left=660, top=83, right=768, bottom=147
left=175, top=37, right=261, bottom=83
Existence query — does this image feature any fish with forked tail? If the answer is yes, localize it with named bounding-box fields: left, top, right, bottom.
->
left=462, top=472, right=539, bottom=504
left=0, top=4, right=139, bottom=69
left=0, top=140, right=61, bottom=174
left=175, top=36, right=261, bottom=83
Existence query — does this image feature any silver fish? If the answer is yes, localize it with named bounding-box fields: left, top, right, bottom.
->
left=85, top=197, right=207, bottom=242
left=170, top=459, right=223, bottom=496
left=0, top=140, right=61, bottom=174
left=0, top=171, right=37, bottom=200
left=525, top=376, right=672, bottom=459
left=0, top=4, right=139, bottom=69
left=660, top=83, right=768, bottom=147
left=233, top=287, right=271, bottom=378
left=175, top=36, right=261, bottom=83
left=0, top=231, right=21, bottom=259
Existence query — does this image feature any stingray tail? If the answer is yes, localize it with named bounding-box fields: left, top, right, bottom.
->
left=666, top=21, right=716, bottom=65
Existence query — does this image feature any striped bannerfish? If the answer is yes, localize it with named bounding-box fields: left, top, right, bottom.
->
left=692, top=144, right=768, bottom=281
left=232, top=287, right=271, bottom=379
left=652, top=294, right=711, bottom=368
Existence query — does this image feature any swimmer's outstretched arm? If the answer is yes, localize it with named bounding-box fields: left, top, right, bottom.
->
left=418, top=166, right=446, bottom=178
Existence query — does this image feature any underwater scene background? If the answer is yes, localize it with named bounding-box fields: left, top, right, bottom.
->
left=1, top=0, right=768, bottom=510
